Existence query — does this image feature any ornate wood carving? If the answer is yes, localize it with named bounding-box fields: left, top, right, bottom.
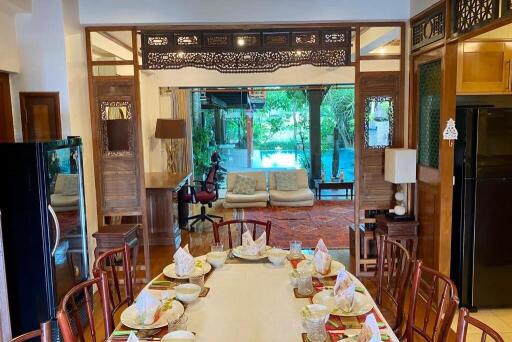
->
left=411, top=5, right=445, bottom=51
left=141, top=28, right=351, bottom=73
left=503, top=0, right=512, bottom=16
left=452, top=0, right=499, bottom=35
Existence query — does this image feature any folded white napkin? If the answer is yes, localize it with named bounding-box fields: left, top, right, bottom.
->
left=357, top=313, right=381, bottom=342
left=135, top=290, right=161, bottom=325
left=313, top=239, right=332, bottom=275
left=242, top=230, right=266, bottom=256
left=173, top=244, right=195, bottom=276
left=127, top=332, right=139, bottom=342
left=333, top=270, right=356, bottom=312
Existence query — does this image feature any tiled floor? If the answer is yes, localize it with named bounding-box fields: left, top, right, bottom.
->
left=451, top=308, right=512, bottom=341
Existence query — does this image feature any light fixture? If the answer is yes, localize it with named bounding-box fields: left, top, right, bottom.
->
left=237, top=38, right=245, bottom=46
left=384, top=148, right=417, bottom=219
left=443, top=118, right=458, bottom=147
left=378, top=47, right=386, bottom=54
left=177, top=51, right=185, bottom=58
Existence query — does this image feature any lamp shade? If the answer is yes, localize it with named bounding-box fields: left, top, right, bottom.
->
left=384, top=148, right=417, bottom=184
left=154, top=119, right=186, bottom=139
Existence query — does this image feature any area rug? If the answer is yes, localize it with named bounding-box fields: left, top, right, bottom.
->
left=236, top=200, right=354, bottom=248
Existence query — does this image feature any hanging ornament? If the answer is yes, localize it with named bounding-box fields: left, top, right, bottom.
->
left=443, top=118, right=458, bottom=147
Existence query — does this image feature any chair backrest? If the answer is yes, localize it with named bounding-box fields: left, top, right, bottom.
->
left=213, top=219, right=271, bottom=249
left=456, top=308, right=505, bottom=342
left=10, top=322, right=51, bottom=342
left=406, top=260, right=459, bottom=342
left=376, top=239, right=412, bottom=335
left=226, top=171, right=267, bottom=192
left=93, top=244, right=134, bottom=318
left=204, top=163, right=217, bottom=193
left=268, top=169, right=309, bottom=190
left=57, top=272, right=113, bottom=342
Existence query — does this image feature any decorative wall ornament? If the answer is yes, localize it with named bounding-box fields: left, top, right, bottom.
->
left=100, top=100, right=135, bottom=157
left=141, top=28, right=351, bottom=73
left=411, top=5, right=445, bottom=51
left=453, top=0, right=499, bottom=35
left=442, top=118, right=458, bottom=146
left=503, top=0, right=512, bottom=16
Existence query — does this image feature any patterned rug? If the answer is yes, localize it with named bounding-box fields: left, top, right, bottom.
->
left=236, top=200, right=354, bottom=248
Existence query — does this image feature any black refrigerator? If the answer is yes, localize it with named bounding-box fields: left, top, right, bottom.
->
left=0, top=138, right=89, bottom=338
left=451, top=107, right=512, bottom=309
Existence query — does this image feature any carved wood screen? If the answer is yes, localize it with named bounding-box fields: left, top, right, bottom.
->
left=452, top=0, right=499, bottom=35
left=358, top=72, right=402, bottom=210
left=141, top=28, right=351, bottom=73
left=92, top=77, right=143, bottom=216
left=504, top=0, right=512, bottom=16
left=411, top=4, right=445, bottom=52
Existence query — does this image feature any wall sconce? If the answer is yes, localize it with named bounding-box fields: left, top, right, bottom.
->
left=443, top=118, right=458, bottom=147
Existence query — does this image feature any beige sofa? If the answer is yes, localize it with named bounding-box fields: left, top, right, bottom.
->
left=223, top=171, right=269, bottom=208
left=268, top=169, right=314, bottom=207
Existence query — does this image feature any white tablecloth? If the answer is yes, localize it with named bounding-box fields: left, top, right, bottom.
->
left=144, top=259, right=399, bottom=342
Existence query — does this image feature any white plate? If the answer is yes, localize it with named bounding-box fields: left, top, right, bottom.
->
left=297, top=259, right=345, bottom=278
left=162, top=330, right=195, bottom=341
left=232, top=245, right=271, bottom=260
left=312, top=289, right=373, bottom=317
left=120, top=300, right=184, bottom=330
left=163, top=259, right=212, bottom=279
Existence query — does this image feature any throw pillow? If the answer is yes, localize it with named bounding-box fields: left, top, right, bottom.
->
left=232, top=175, right=257, bottom=195
left=275, top=171, right=298, bottom=191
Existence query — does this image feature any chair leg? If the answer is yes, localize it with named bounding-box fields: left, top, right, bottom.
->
left=190, top=217, right=202, bottom=230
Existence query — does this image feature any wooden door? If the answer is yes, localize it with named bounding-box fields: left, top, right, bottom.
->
left=410, top=44, right=457, bottom=274
left=457, top=41, right=512, bottom=94
left=0, top=73, right=14, bottom=142
left=20, top=92, right=61, bottom=142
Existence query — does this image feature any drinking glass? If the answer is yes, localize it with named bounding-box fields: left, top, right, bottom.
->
left=168, top=314, right=188, bottom=332
left=189, top=265, right=205, bottom=290
left=297, top=270, right=314, bottom=296
left=305, top=316, right=327, bottom=342
left=211, top=242, right=223, bottom=253
left=290, top=240, right=302, bottom=259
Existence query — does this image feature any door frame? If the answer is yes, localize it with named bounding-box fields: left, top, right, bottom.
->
left=19, top=92, right=62, bottom=142
left=0, top=73, right=14, bottom=142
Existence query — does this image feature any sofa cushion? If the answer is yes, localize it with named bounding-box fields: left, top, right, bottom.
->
left=227, top=171, right=267, bottom=192
left=54, top=174, right=78, bottom=195
left=232, top=174, right=257, bottom=195
left=225, top=191, right=269, bottom=203
left=51, top=193, right=79, bottom=207
left=269, top=188, right=314, bottom=202
left=274, top=171, right=298, bottom=191
left=269, top=169, right=308, bottom=190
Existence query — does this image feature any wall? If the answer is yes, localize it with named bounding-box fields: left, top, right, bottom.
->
left=410, top=0, right=440, bottom=17
left=0, top=10, right=20, bottom=73
left=79, top=0, right=411, bottom=25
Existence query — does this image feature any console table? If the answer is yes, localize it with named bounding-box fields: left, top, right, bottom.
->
left=145, top=172, right=191, bottom=247
left=314, top=179, right=354, bottom=200
left=375, top=214, right=419, bottom=260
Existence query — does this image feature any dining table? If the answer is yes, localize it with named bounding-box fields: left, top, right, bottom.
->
left=110, top=251, right=400, bottom=342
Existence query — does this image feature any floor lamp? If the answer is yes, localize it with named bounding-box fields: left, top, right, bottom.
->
left=155, top=118, right=186, bottom=173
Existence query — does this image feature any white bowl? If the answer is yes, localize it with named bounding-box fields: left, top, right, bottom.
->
left=206, top=251, right=227, bottom=268
left=267, top=248, right=287, bottom=265
left=175, top=283, right=201, bottom=303
left=162, top=330, right=195, bottom=342
left=301, top=304, right=330, bottom=324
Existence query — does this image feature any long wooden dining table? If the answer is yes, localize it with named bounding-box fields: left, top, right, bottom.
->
left=110, top=253, right=399, bottom=342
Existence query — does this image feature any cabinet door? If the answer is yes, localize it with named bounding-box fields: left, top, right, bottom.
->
left=457, top=42, right=511, bottom=94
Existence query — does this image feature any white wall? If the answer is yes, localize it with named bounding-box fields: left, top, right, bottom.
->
left=410, top=0, right=440, bottom=17
left=0, top=10, right=19, bottom=73
left=79, top=0, right=411, bottom=25
left=11, top=0, right=71, bottom=141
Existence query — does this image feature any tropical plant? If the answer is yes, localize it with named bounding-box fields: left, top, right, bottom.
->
left=192, top=126, right=215, bottom=179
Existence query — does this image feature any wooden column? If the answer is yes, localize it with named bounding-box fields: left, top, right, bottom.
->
left=307, top=90, right=324, bottom=180
left=214, top=109, right=222, bottom=145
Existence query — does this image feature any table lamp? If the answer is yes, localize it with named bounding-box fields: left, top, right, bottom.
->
left=155, top=118, right=186, bottom=173
left=384, top=148, right=416, bottom=219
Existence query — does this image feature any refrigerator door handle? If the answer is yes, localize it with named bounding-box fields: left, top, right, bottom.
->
left=47, top=204, right=60, bottom=257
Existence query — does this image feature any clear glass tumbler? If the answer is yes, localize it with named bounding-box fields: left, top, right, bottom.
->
left=211, top=242, right=223, bottom=253
left=297, top=270, right=314, bottom=296
left=289, top=240, right=302, bottom=259
left=168, top=314, right=188, bottom=332
left=189, top=266, right=205, bottom=290
left=305, top=316, right=327, bottom=342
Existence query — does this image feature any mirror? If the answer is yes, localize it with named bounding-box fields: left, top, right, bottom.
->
left=364, top=96, right=394, bottom=148
left=101, top=103, right=133, bottom=156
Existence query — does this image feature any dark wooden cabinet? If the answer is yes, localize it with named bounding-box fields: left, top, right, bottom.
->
left=375, top=214, right=419, bottom=259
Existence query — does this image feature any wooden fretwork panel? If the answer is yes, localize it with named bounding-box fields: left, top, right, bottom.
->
left=358, top=72, right=402, bottom=210
left=92, top=77, right=143, bottom=217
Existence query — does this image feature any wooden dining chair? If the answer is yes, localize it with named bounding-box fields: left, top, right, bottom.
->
left=456, top=308, right=505, bottom=342
left=406, top=260, right=459, bottom=342
left=93, top=244, right=134, bottom=318
left=375, top=239, right=412, bottom=337
left=57, top=271, right=113, bottom=342
left=10, top=321, right=51, bottom=342
left=213, top=219, right=271, bottom=249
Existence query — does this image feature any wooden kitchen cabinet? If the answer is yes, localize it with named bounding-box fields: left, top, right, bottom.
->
left=457, top=41, right=512, bottom=94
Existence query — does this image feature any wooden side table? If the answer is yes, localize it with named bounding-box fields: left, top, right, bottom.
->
left=375, top=215, right=419, bottom=260
left=92, top=223, right=141, bottom=281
